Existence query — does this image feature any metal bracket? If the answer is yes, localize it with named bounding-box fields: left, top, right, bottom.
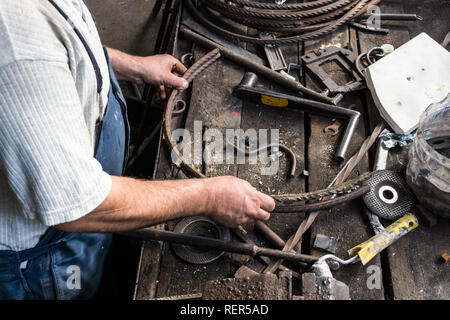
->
left=313, top=234, right=339, bottom=254
left=261, top=33, right=288, bottom=71
left=302, top=46, right=365, bottom=94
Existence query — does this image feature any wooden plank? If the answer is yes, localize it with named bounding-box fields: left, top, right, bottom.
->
left=237, top=15, right=307, bottom=284
left=358, top=0, right=450, bottom=300
left=155, top=10, right=247, bottom=295
left=133, top=228, right=164, bottom=300
left=134, top=0, right=450, bottom=301
left=304, top=24, right=385, bottom=299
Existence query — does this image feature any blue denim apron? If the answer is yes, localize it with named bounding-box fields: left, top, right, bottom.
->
left=0, top=3, right=130, bottom=300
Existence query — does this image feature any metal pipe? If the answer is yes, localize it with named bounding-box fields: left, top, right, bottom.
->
left=121, top=228, right=318, bottom=264
left=356, top=13, right=423, bottom=21
left=254, top=221, right=286, bottom=249
left=179, top=26, right=341, bottom=105
left=231, top=227, right=305, bottom=275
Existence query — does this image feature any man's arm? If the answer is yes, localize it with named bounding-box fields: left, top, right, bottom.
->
left=55, top=175, right=275, bottom=233
left=53, top=48, right=275, bottom=234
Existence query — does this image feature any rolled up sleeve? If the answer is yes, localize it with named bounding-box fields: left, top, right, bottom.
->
left=0, top=60, right=111, bottom=226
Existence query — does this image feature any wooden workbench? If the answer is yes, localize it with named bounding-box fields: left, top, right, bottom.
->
left=133, top=0, right=450, bottom=300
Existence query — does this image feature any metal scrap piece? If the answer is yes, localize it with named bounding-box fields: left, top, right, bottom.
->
left=261, top=33, right=287, bottom=71
left=313, top=234, right=339, bottom=254
left=302, top=46, right=365, bottom=94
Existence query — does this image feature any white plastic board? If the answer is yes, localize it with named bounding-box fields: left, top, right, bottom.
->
left=365, top=33, right=450, bottom=134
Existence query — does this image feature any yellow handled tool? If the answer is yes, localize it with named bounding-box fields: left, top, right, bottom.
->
left=348, top=213, right=419, bottom=265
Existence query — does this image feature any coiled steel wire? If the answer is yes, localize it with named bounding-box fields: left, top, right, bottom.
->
left=186, top=0, right=382, bottom=44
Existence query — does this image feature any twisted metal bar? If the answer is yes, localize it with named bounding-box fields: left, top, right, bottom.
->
left=182, top=48, right=221, bottom=82
left=164, top=48, right=221, bottom=180
left=205, top=0, right=354, bottom=20
left=228, top=0, right=343, bottom=10
left=274, top=185, right=369, bottom=213
left=274, top=172, right=371, bottom=203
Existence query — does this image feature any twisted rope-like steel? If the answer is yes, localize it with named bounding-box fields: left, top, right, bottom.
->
left=186, top=0, right=372, bottom=44
left=205, top=0, right=354, bottom=20
left=233, top=2, right=355, bottom=29
left=182, top=48, right=221, bottom=82
left=228, top=0, right=341, bottom=10
left=274, top=172, right=371, bottom=203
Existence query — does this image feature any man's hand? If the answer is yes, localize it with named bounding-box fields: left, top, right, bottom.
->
left=135, top=54, right=188, bottom=99
left=204, top=176, right=275, bottom=228
left=107, top=48, right=188, bottom=99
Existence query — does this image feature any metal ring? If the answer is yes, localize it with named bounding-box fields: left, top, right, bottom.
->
left=171, top=216, right=231, bottom=264
left=378, top=185, right=398, bottom=204
left=181, top=53, right=194, bottom=67
left=172, top=99, right=187, bottom=115
left=366, top=47, right=385, bottom=64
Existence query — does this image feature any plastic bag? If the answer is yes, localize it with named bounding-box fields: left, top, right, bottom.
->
left=406, top=94, right=450, bottom=219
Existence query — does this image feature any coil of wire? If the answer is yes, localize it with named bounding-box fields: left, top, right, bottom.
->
left=186, top=0, right=382, bottom=44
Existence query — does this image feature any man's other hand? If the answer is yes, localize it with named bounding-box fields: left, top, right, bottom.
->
left=136, top=54, right=188, bottom=99
left=107, top=48, right=188, bottom=100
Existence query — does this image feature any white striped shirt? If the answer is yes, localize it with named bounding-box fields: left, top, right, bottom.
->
left=0, top=0, right=112, bottom=250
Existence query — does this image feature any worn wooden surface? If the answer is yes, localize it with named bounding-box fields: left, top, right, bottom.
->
left=304, top=24, right=384, bottom=299
left=134, top=0, right=450, bottom=300
left=356, top=0, right=450, bottom=300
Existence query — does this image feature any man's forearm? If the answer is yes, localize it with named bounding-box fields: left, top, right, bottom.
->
left=106, top=47, right=144, bottom=83
left=56, top=174, right=275, bottom=233
left=56, top=176, right=211, bottom=233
